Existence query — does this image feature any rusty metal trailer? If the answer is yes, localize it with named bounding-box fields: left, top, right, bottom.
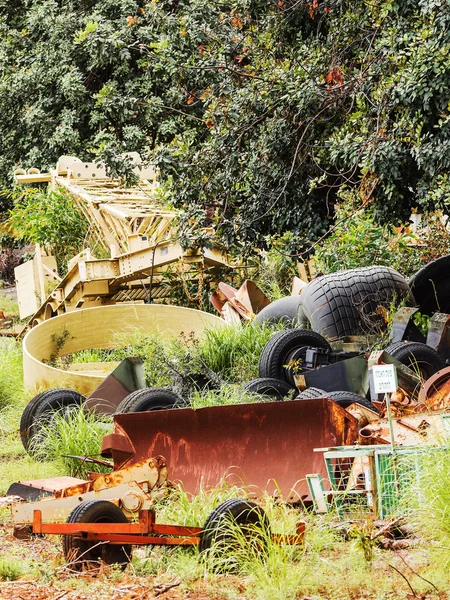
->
left=11, top=453, right=305, bottom=570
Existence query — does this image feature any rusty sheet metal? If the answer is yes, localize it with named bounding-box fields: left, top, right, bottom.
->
left=357, top=413, right=446, bottom=446
left=101, top=398, right=358, bottom=502
left=55, top=456, right=167, bottom=498
left=418, top=366, right=450, bottom=411
left=85, top=357, right=146, bottom=414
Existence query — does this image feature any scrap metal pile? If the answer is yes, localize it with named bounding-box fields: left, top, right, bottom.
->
left=14, top=154, right=232, bottom=326
left=8, top=239, right=450, bottom=566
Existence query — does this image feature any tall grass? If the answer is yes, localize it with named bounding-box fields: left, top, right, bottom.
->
left=409, top=448, right=450, bottom=572
left=199, top=322, right=283, bottom=382
left=67, top=322, right=281, bottom=387
left=189, top=384, right=270, bottom=408
left=139, top=484, right=308, bottom=600
left=0, top=338, right=23, bottom=411
left=29, top=407, right=113, bottom=478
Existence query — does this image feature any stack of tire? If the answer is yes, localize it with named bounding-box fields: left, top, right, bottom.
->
left=247, top=266, right=414, bottom=409
left=255, top=265, right=413, bottom=339
left=248, top=262, right=449, bottom=409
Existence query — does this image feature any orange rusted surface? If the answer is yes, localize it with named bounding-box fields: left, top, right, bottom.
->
left=54, top=457, right=166, bottom=498
left=418, top=366, right=450, bottom=410
left=32, top=508, right=202, bottom=546
left=101, top=398, right=358, bottom=502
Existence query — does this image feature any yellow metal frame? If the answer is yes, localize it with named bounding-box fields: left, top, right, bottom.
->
left=14, top=155, right=232, bottom=323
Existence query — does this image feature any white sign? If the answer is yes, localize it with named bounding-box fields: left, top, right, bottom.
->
left=372, top=364, right=398, bottom=394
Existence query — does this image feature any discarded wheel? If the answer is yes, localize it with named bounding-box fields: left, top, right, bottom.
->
left=384, top=341, right=445, bottom=380
left=410, top=255, right=450, bottom=315
left=253, top=295, right=303, bottom=327
left=20, top=388, right=85, bottom=453
left=199, top=498, right=270, bottom=570
left=115, top=388, right=185, bottom=413
left=296, top=266, right=412, bottom=340
left=296, top=387, right=328, bottom=399
left=63, top=500, right=132, bottom=570
left=243, top=377, right=296, bottom=400
left=328, top=391, right=375, bottom=410
left=259, top=329, right=331, bottom=386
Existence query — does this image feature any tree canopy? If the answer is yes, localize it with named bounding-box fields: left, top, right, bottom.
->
left=1, top=0, right=450, bottom=253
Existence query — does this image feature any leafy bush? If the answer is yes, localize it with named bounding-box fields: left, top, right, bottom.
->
left=4, top=1, right=450, bottom=254
left=315, top=196, right=450, bottom=277
left=8, top=188, right=87, bottom=274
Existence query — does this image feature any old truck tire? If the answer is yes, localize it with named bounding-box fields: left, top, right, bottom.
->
left=384, top=341, right=445, bottom=380
left=243, top=377, right=296, bottom=400
left=20, top=388, right=85, bottom=453
left=199, top=498, right=270, bottom=563
left=63, top=500, right=132, bottom=570
left=259, top=329, right=331, bottom=386
left=253, top=295, right=303, bottom=327
left=115, top=388, right=185, bottom=413
left=328, top=391, right=375, bottom=410
left=296, top=266, right=413, bottom=340
left=296, top=387, right=328, bottom=399
left=410, top=255, right=450, bottom=315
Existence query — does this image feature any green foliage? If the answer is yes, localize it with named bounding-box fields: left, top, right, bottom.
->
left=8, top=188, right=87, bottom=273
left=315, top=199, right=400, bottom=274
left=0, top=558, right=24, bottom=581
left=3, top=1, right=450, bottom=252
left=314, top=195, right=450, bottom=277
left=29, top=407, right=113, bottom=478
left=0, top=339, right=23, bottom=411
left=411, top=449, right=450, bottom=572
left=198, top=322, right=282, bottom=382
left=68, top=322, right=281, bottom=386
left=253, top=232, right=299, bottom=301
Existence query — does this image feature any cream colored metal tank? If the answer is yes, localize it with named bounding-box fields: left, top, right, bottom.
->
left=23, top=304, right=226, bottom=395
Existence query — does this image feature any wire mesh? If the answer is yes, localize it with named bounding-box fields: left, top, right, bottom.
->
left=324, top=445, right=450, bottom=520
left=325, top=451, right=376, bottom=520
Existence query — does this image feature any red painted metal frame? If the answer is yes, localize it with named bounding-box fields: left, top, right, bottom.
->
left=33, top=509, right=202, bottom=546
left=32, top=510, right=305, bottom=547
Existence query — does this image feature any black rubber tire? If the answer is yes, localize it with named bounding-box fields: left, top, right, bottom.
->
left=258, top=329, right=331, bottom=386
left=410, top=255, right=450, bottom=315
left=20, top=388, right=85, bottom=453
left=63, top=500, right=132, bottom=570
left=199, top=498, right=270, bottom=564
left=115, top=388, right=185, bottom=414
left=328, top=391, right=375, bottom=410
left=243, top=377, right=295, bottom=400
left=296, top=387, right=328, bottom=399
left=384, top=341, right=445, bottom=380
left=296, top=266, right=413, bottom=340
left=253, top=295, right=303, bottom=327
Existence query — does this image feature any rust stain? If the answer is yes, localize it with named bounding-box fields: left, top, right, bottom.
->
left=103, top=399, right=358, bottom=501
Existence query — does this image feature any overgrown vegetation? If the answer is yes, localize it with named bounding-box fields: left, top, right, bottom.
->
left=3, top=0, right=450, bottom=257
left=8, top=187, right=88, bottom=274
left=315, top=195, right=450, bottom=277
left=0, top=297, right=450, bottom=598
left=29, top=409, right=113, bottom=478
left=65, top=321, right=282, bottom=388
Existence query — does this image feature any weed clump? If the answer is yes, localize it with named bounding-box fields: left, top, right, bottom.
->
left=29, top=407, right=112, bottom=478
left=0, top=338, right=23, bottom=411
left=0, top=558, right=24, bottom=581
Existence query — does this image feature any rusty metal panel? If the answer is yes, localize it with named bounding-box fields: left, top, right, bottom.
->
left=102, top=399, right=358, bottom=502
left=85, top=357, right=146, bottom=414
